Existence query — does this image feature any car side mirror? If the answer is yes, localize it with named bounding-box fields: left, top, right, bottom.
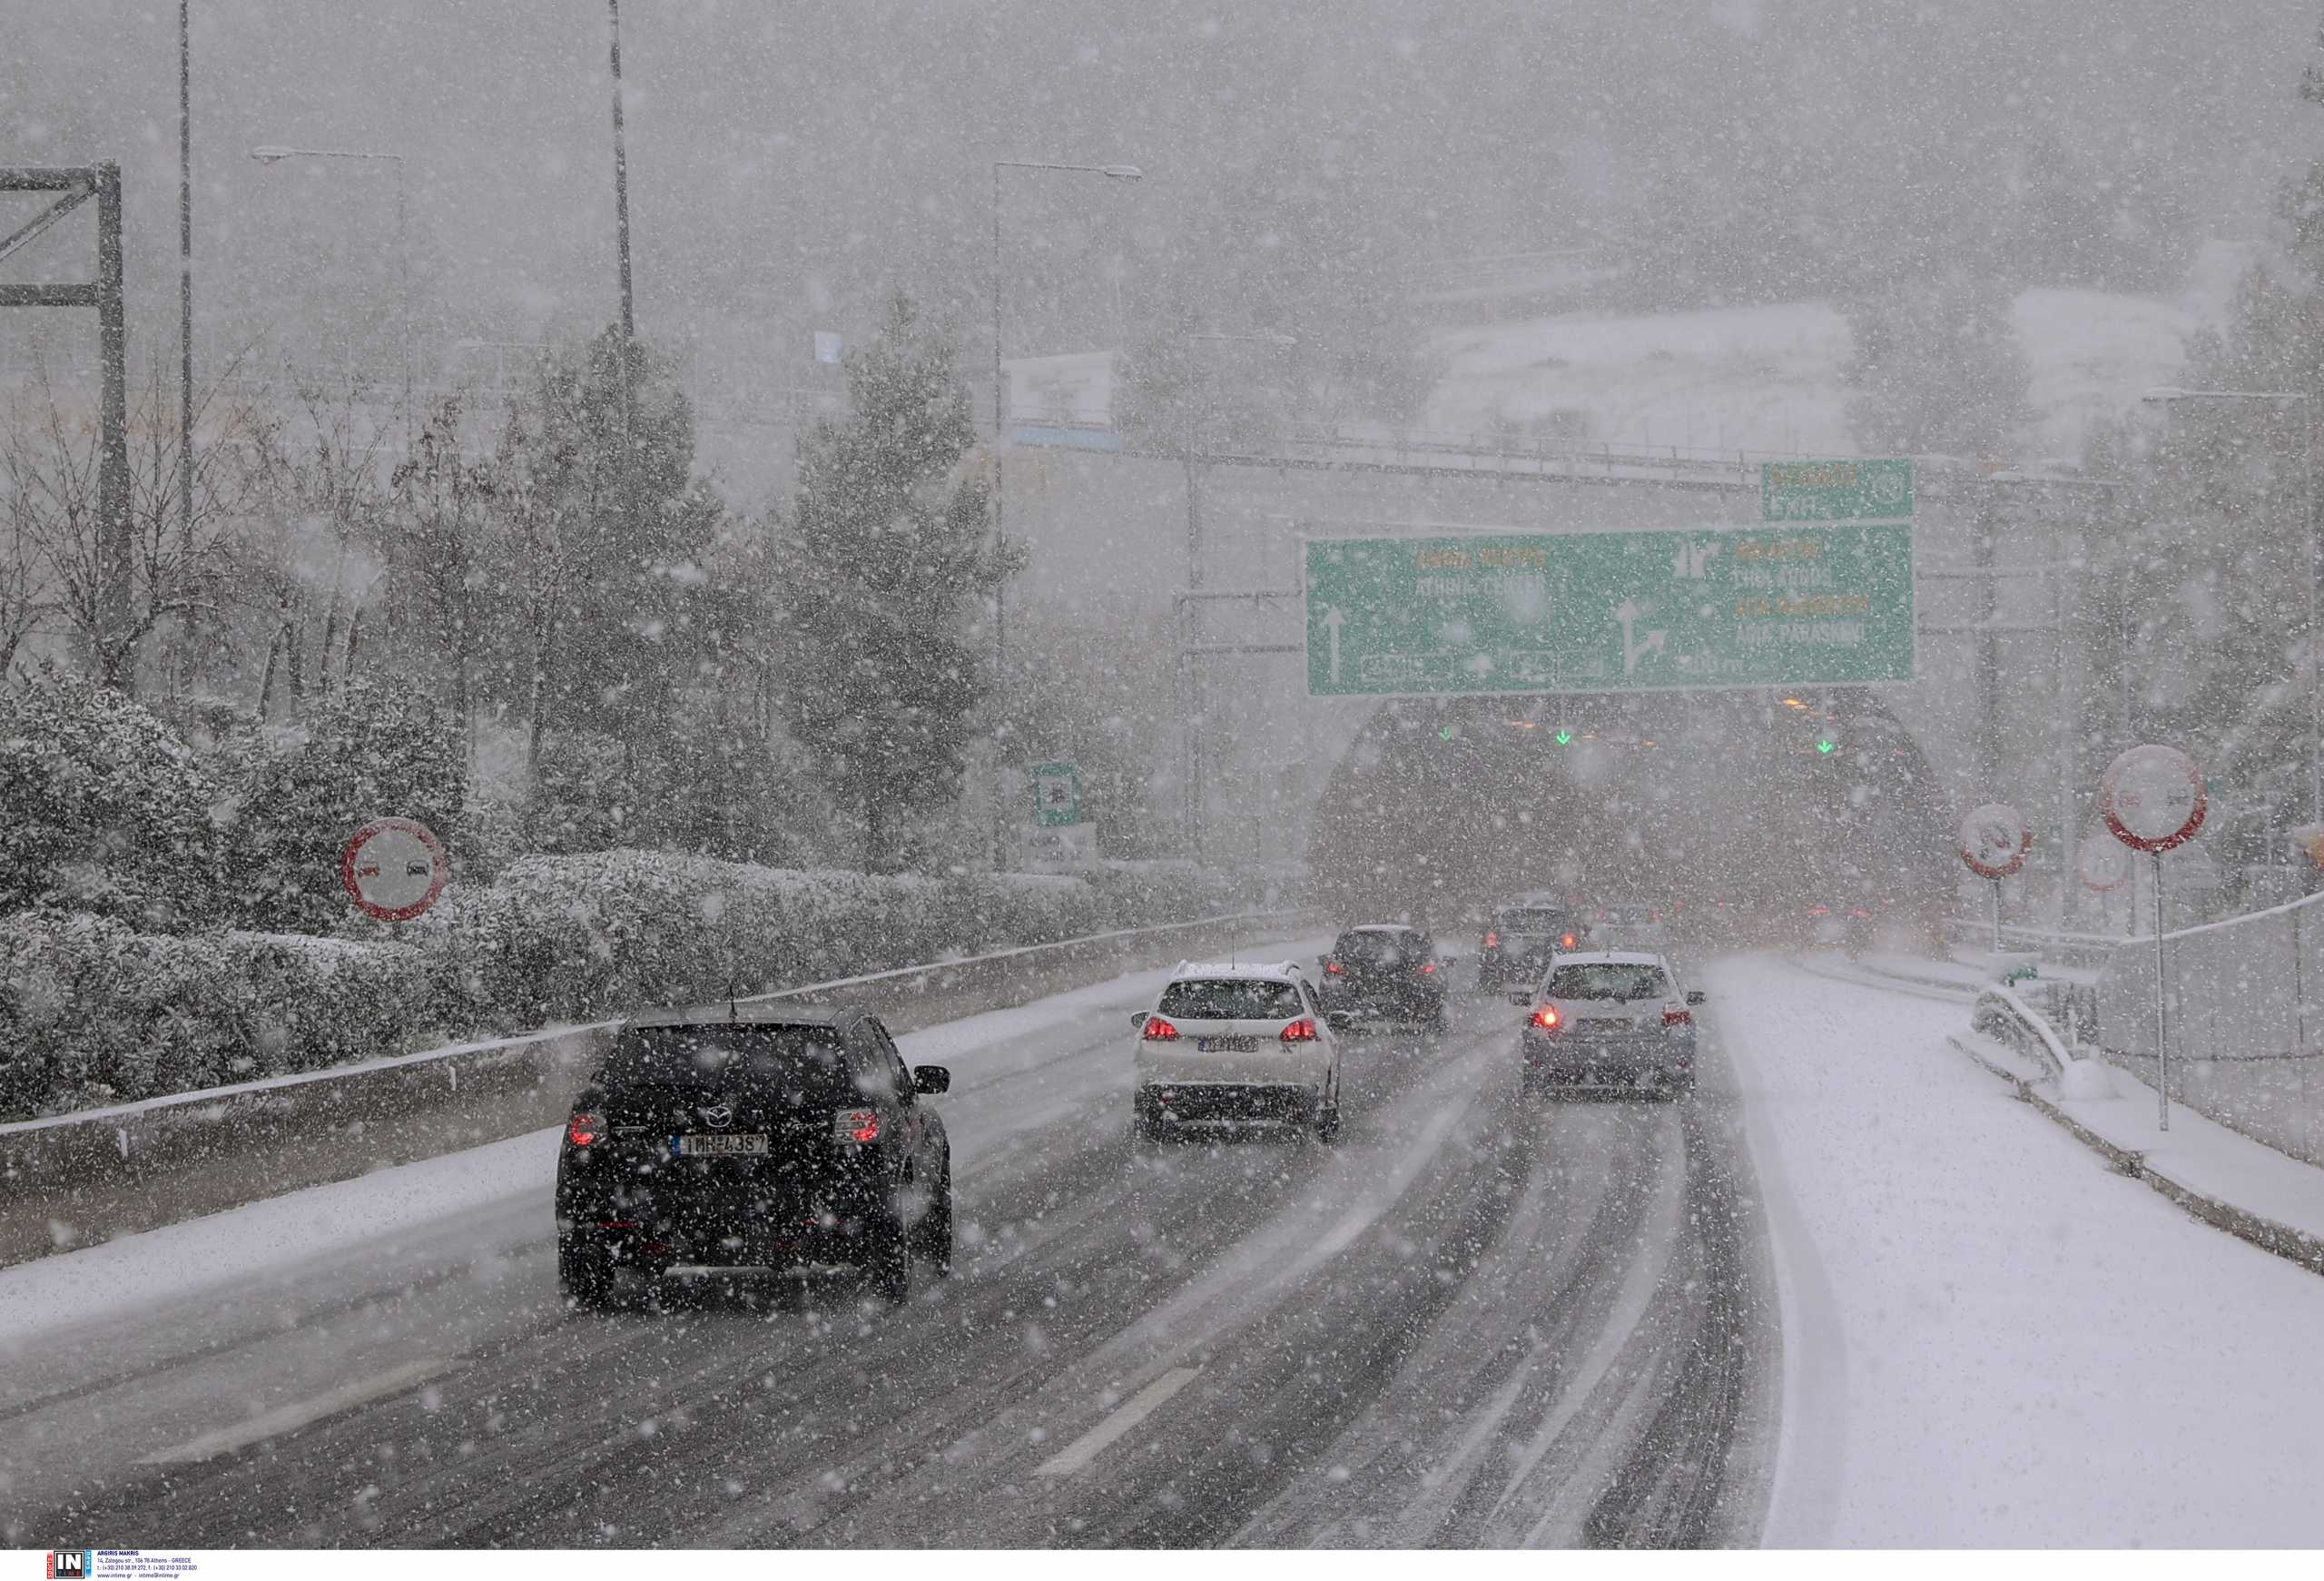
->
left=1129, top=1010, right=1151, bottom=1031
left=1325, top=1010, right=1354, bottom=1032
left=1507, top=990, right=1532, bottom=1006
left=1686, top=991, right=1707, bottom=1007
left=911, top=1064, right=950, bottom=1095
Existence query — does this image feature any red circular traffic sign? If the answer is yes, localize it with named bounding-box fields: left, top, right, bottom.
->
left=1959, top=803, right=2031, bottom=880
left=2077, top=835, right=2130, bottom=894
left=2099, top=745, right=2206, bottom=854
left=341, top=817, right=451, bottom=921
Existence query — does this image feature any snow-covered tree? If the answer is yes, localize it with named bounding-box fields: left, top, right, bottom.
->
left=0, top=666, right=222, bottom=928
left=230, top=676, right=464, bottom=930
left=1843, top=273, right=2033, bottom=460
left=773, top=292, right=1011, bottom=872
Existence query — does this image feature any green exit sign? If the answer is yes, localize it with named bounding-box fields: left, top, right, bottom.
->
left=1762, top=458, right=1913, bottom=523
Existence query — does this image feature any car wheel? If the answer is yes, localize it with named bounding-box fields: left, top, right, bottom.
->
left=920, top=1163, right=955, bottom=1277
left=1314, top=1076, right=1343, bottom=1143
left=865, top=1208, right=913, bottom=1304
left=558, top=1241, right=617, bottom=1311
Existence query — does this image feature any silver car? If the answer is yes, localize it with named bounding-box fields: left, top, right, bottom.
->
left=1511, top=950, right=1704, bottom=1099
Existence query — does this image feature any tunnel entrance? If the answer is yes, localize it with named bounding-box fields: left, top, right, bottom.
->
left=1308, top=688, right=1954, bottom=943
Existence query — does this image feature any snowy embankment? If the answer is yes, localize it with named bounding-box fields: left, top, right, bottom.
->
left=1421, top=285, right=2201, bottom=461
left=0, top=948, right=1312, bottom=1349
left=1713, top=954, right=2324, bottom=1546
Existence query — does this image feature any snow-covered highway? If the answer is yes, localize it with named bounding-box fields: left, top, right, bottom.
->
left=5, top=949, right=2321, bottom=1547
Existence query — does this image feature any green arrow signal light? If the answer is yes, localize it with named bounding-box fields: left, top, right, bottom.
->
left=1554, top=729, right=1573, bottom=746
left=1817, top=738, right=1836, bottom=754
left=1439, top=725, right=1456, bottom=741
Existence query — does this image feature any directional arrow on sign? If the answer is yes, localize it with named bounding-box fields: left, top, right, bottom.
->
left=1321, top=606, right=1347, bottom=683
left=1613, top=598, right=1667, bottom=675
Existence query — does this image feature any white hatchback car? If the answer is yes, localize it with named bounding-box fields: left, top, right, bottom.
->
left=1131, top=961, right=1345, bottom=1142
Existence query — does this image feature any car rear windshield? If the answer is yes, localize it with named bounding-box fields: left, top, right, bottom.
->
left=1545, top=963, right=1670, bottom=1003
left=1497, top=908, right=1573, bottom=934
left=1158, top=978, right=1303, bottom=1020
left=599, top=1023, right=872, bottom=1105
left=1334, top=931, right=1420, bottom=963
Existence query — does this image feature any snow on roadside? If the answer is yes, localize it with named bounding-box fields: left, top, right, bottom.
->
left=0, top=939, right=1325, bottom=1350
left=1715, top=954, right=2324, bottom=1546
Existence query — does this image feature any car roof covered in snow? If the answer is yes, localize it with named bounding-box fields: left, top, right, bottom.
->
left=622, top=1002, right=856, bottom=1031
left=1545, top=950, right=1670, bottom=969
left=1169, top=959, right=1307, bottom=983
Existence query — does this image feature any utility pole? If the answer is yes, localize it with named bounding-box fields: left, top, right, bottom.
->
left=97, top=164, right=132, bottom=677
left=607, top=0, right=636, bottom=347
left=178, top=3, right=195, bottom=634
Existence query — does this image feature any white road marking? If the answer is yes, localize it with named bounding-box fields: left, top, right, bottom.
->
left=1034, top=1366, right=1202, bottom=1477
left=139, top=1358, right=458, bottom=1466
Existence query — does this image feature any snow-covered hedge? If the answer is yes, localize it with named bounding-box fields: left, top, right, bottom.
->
left=0, top=851, right=1278, bottom=1120
left=0, top=914, right=436, bottom=1119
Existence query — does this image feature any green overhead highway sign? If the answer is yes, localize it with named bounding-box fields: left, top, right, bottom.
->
left=1761, top=457, right=1913, bottom=522
left=1304, top=527, right=1915, bottom=698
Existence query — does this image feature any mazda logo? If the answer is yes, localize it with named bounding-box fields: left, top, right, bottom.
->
left=697, top=1102, right=734, bottom=1130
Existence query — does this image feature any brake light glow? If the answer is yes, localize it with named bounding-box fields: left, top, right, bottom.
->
left=1142, top=1014, right=1180, bottom=1041
left=566, top=1112, right=601, bottom=1147
left=834, top=1109, right=881, bottom=1144
left=1663, top=1008, right=1693, bottom=1028
left=1561, top=933, right=1578, bottom=949
left=1484, top=931, right=1499, bottom=949
left=1419, top=961, right=1437, bottom=975
left=1530, top=1005, right=1561, bottom=1031
left=1324, top=959, right=1344, bottom=973
left=1280, top=1017, right=1320, bottom=1042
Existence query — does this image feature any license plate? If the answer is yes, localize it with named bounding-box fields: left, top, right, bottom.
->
left=1197, top=1036, right=1259, bottom=1053
left=674, top=1133, right=769, bottom=1158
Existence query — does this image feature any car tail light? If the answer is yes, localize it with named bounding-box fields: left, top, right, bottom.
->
left=1280, top=1017, right=1320, bottom=1042
left=596, top=1219, right=639, bottom=1230
left=1663, top=1007, right=1693, bottom=1027
left=1324, top=959, right=1344, bottom=973
left=1484, top=931, right=1499, bottom=950
left=566, top=1112, right=602, bottom=1147
left=1530, top=1005, right=1561, bottom=1032
left=1142, top=1014, right=1180, bottom=1042
left=1419, top=961, right=1437, bottom=975
left=834, top=1109, right=881, bottom=1144
left=1561, top=933, right=1578, bottom=949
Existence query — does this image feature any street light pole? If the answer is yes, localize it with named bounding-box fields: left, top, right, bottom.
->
left=2142, top=387, right=2321, bottom=830
left=987, top=158, right=1141, bottom=869
left=178, top=1, right=195, bottom=595
left=249, top=145, right=413, bottom=440
left=608, top=0, right=636, bottom=345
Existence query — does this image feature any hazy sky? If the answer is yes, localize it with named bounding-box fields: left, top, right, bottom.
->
left=4, top=2, right=2316, bottom=424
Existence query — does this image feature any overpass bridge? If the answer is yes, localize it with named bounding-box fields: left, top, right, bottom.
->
left=1003, top=425, right=2110, bottom=903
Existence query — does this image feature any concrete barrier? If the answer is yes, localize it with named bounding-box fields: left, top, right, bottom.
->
left=2095, top=893, right=2324, bottom=1167
left=0, top=907, right=1317, bottom=1268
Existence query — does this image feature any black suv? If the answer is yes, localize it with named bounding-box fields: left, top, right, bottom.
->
left=556, top=1004, right=952, bottom=1308
left=1477, top=898, right=1586, bottom=992
left=1319, top=924, right=1448, bottom=1032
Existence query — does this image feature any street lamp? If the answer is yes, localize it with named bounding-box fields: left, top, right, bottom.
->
left=989, top=157, right=1141, bottom=867
left=251, top=144, right=413, bottom=440
left=2140, top=386, right=2319, bottom=829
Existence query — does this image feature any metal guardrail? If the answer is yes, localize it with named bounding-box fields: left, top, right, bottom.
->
left=0, top=906, right=1319, bottom=1269
left=1943, top=917, right=2127, bottom=972
left=2093, top=893, right=2324, bottom=1167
